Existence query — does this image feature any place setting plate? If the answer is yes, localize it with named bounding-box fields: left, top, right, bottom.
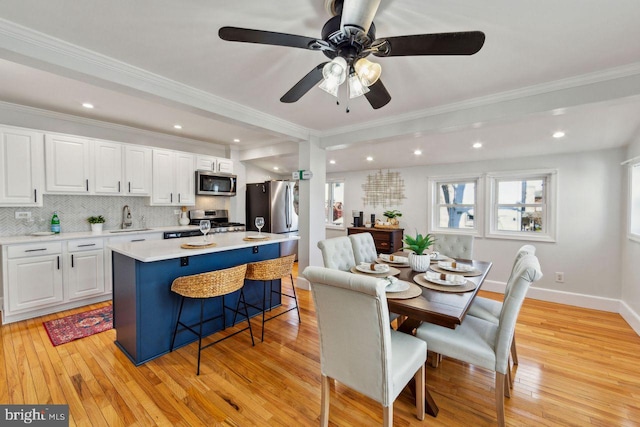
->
left=180, top=240, right=217, bottom=249
left=430, top=260, right=482, bottom=276
left=376, top=254, right=410, bottom=267
left=351, top=263, right=401, bottom=277
left=243, top=234, right=270, bottom=241
left=413, top=272, right=476, bottom=293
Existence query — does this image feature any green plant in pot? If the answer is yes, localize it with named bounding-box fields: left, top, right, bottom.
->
left=88, top=215, right=105, bottom=233
left=383, top=209, right=402, bottom=226
left=402, top=232, right=435, bottom=272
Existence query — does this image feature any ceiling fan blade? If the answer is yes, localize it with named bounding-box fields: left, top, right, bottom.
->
left=364, top=79, right=391, bottom=109
left=219, top=26, right=321, bottom=50
left=373, top=31, right=486, bottom=57
left=280, top=63, right=328, bottom=103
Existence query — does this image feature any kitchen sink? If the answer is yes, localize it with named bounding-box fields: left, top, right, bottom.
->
left=109, top=228, right=154, bottom=233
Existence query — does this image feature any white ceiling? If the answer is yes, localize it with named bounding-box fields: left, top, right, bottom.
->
left=0, top=0, right=639, bottom=174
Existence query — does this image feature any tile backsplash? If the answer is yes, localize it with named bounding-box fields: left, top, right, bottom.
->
left=0, top=195, right=198, bottom=236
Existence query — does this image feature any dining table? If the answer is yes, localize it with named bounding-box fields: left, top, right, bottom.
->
left=358, top=253, right=493, bottom=417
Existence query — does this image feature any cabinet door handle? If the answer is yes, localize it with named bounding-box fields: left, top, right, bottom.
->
left=131, top=239, right=145, bottom=242
left=170, top=193, right=173, bottom=203
left=57, top=256, right=60, bottom=269
left=71, top=254, right=74, bottom=268
left=128, top=182, right=131, bottom=193
left=118, top=181, right=121, bottom=192
left=86, top=179, right=89, bottom=191
left=25, top=248, right=47, bottom=252
left=77, top=243, right=96, bottom=247
left=178, top=193, right=181, bottom=203
left=34, top=189, right=37, bottom=203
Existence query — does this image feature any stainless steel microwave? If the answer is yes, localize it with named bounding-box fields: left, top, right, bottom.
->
left=196, top=170, right=237, bottom=196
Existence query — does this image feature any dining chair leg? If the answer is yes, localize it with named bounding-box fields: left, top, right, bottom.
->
left=504, top=371, right=511, bottom=398
left=415, top=364, right=425, bottom=420
left=383, top=404, right=392, bottom=427
left=511, top=335, right=519, bottom=365
left=320, top=375, right=330, bottom=427
left=495, top=372, right=506, bottom=427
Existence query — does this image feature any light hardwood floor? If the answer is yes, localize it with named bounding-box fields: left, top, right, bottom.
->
left=2, top=269, right=640, bottom=426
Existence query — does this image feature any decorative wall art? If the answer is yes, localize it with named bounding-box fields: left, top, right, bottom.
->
left=362, top=169, right=406, bottom=208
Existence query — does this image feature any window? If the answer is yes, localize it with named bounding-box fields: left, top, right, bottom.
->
left=629, top=160, right=640, bottom=242
left=325, top=180, right=344, bottom=227
left=487, top=170, right=557, bottom=241
left=428, top=176, right=481, bottom=234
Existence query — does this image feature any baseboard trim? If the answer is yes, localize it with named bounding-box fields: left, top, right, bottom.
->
left=620, top=301, right=640, bottom=336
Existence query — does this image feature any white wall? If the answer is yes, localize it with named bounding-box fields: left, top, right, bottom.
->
left=329, top=147, right=625, bottom=306
left=621, top=135, right=640, bottom=332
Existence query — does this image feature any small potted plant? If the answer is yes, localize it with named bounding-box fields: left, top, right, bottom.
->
left=402, top=232, right=436, bottom=272
left=87, top=215, right=106, bottom=234
left=383, top=210, right=402, bottom=226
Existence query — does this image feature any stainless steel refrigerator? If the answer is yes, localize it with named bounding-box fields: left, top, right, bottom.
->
left=246, top=180, right=299, bottom=259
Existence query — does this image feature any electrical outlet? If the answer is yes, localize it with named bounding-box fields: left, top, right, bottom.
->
left=15, top=211, right=31, bottom=219
left=555, top=272, right=565, bottom=283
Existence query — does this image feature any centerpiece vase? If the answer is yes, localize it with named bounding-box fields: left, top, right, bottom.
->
left=408, top=252, right=430, bottom=272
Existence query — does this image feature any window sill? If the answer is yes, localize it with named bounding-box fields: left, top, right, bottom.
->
left=325, top=224, right=345, bottom=231
left=485, top=232, right=556, bottom=243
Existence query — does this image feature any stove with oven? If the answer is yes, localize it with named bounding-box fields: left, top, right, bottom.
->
left=163, top=209, right=245, bottom=239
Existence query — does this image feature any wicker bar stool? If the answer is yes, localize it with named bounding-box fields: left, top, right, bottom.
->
left=169, top=263, right=254, bottom=375
left=243, top=254, right=300, bottom=342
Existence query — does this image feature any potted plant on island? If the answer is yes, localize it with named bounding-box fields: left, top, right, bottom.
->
left=402, top=232, right=436, bottom=272
left=87, top=215, right=106, bottom=234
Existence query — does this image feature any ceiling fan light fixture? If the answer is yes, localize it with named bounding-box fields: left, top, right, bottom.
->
left=354, top=58, right=381, bottom=87
left=319, top=77, right=340, bottom=97
left=322, top=57, right=348, bottom=84
left=348, top=73, right=369, bottom=99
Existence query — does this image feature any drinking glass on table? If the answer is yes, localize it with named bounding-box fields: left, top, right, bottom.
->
left=255, top=217, right=265, bottom=235
left=199, top=220, right=211, bottom=242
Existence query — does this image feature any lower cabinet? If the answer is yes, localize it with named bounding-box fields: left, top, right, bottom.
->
left=65, top=239, right=105, bottom=300
left=347, top=227, right=405, bottom=254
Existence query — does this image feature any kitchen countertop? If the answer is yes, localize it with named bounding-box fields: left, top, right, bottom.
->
left=109, top=232, right=299, bottom=263
left=0, top=225, right=199, bottom=245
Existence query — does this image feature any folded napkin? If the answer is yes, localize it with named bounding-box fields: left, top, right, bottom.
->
left=379, top=254, right=408, bottom=263
left=437, top=261, right=473, bottom=271
left=360, top=262, right=389, bottom=272
left=383, top=276, right=399, bottom=286
left=425, top=271, right=466, bottom=284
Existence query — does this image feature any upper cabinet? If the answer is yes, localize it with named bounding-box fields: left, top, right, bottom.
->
left=94, top=140, right=123, bottom=195
left=45, top=134, right=93, bottom=194
left=196, top=154, right=234, bottom=174
left=151, top=149, right=195, bottom=206
left=0, top=126, right=44, bottom=206
left=124, top=145, right=152, bottom=195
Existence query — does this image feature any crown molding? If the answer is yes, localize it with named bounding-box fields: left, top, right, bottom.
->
left=0, top=17, right=311, bottom=142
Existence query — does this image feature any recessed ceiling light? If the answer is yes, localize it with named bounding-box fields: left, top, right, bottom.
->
left=414, top=149, right=422, bottom=155
left=82, top=103, right=94, bottom=109
left=273, top=166, right=279, bottom=171
left=173, top=124, right=182, bottom=129
left=366, top=156, right=373, bottom=161
left=472, top=142, right=483, bottom=149
left=329, top=159, right=336, bottom=164
left=553, top=131, right=565, bottom=138
left=233, top=138, right=240, bottom=143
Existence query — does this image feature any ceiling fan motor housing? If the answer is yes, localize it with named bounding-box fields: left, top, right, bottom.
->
left=321, top=15, right=376, bottom=64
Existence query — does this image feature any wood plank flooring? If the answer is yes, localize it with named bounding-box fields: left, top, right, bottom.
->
left=2, top=269, right=640, bottom=426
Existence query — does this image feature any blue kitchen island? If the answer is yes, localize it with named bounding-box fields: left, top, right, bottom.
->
left=109, top=232, right=299, bottom=365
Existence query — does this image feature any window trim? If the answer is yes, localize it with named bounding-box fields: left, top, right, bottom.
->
left=486, top=169, right=558, bottom=242
left=325, top=178, right=345, bottom=229
left=427, top=174, right=483, bottom=236
left=628, top=160, right=640, bottom=243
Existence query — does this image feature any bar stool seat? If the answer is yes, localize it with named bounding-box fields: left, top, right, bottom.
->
left=170, top=263, right=254, bottom=375
left=244, top=254, right=300, bottom=341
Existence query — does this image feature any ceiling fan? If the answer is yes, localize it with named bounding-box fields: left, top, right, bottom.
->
left=219, top=0, right=485, bottom=109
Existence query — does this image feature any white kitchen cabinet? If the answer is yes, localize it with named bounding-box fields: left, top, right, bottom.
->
left=196, top=154, right=217, bottom=171
left=45, top=133, right=93, bottom=193
left=124, top=144, right=152, bottom=195
left=94, top=140, right=123, bottom=194
left=65, top=239, right=105, bottom=300
left=6, top=242, right=63, bottom=313
left=0, top=126, right=44, bottom=206
left=217, top=158, right=234, bottom=174
left=151, top=149, right=195, bottom=206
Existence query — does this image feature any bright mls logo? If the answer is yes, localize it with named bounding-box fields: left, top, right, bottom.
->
left=1, top=405, right=68, bottom=426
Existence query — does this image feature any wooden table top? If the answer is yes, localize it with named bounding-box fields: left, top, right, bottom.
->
left=387, top=258, right=492, bottom=329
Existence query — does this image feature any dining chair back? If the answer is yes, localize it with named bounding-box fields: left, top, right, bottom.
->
left=349, top=232, right=378, bottom=264
left=303, top=266, right=426, bottom=426
left=415, top=254, right=542, bottom=427
left=431, top=233, right=474, bottom=259
left=317, top=236, right=356, bottom=271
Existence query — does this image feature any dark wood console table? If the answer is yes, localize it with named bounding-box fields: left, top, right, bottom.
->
left=347, top=227, right=404, bottom=254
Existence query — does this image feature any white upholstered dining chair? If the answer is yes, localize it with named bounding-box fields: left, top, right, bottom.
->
left=349, top=232, right=378, bottom=264
left=303, top=266, right=427, bottom=427
left=467, top=244, right=536, bottom=368
left=415, top=254, right=542, bottom=427
left=317, top=236, right=356, bottom=271
left=431, top=233, right=474, bottom=259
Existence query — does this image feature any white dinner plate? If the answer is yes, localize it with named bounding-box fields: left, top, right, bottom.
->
left=429, top=253, right=449, bottom=261
left=424, top=275, right=466, bottom=286
left=32, top=231, right=55, bottom=236
left=437, top=261, right=474, bottom=272
left=185, top=240, right=211, bottom=246
left=245, top=235, right=265, bottom=239
left=356, top=264, right=390, bottom=274
left=378, top=255, right=408, bottom=264
left=386, top=281, right=411, bottom=293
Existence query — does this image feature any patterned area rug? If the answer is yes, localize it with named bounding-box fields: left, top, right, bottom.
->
left=43, top=305, right=113, bottom=346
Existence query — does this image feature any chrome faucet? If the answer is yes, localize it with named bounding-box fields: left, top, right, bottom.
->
left=122, top=205, right=133, bottom=229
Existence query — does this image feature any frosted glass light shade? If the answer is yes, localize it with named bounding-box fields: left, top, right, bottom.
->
left=354, top=58, right=381, bottom=86
left=319, top=78, right=340, bottom=97
left=322, top=57, right=348, bottom=85
left=348, top=73, right=369, bottom=98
